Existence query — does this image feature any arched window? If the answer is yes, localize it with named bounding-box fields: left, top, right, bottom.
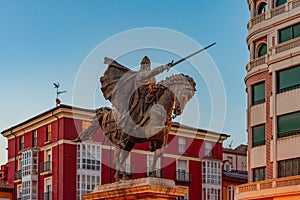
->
left=257, top=2, right=267, bottom=15
left=257, top=43, right=267, bottom=57
left=276, top=0, right=287, bottom=7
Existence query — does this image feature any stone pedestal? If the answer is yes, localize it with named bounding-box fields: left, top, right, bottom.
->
left=82, top=177, right=187, bottom=200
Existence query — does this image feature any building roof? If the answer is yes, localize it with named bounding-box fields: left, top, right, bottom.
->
left=1, top=104, right=230, bottom=141
left=1, top=104, right=95, bottom=135
left=223, top=171, right=248, bottom=183
left=223, top=144, right=247, bottom=156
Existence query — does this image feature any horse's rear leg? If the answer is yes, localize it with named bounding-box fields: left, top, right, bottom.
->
left=150, top=147, right=166, bottom=177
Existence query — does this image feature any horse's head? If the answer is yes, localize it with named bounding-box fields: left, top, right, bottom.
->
left=159, top=74, right=196, bottom=117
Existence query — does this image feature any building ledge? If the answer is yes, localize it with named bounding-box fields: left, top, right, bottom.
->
left=235, top=175, right=300, bottom=199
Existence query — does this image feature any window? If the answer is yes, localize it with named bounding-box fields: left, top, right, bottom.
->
left=252, top=124, right=265, bottom=147
left=46, top=124, right=51, bottom=142
left=205, top=141, right=213, bottom=157
left=77, top=174, right=100, bottom=200
left=32, top=130, right=37, bottom=147
left=22, top=150, right=38, bottom=177
left=277, top=65, right=300, bottom=93
left=176, top=160, right=190, bottom=182
left=202, top=160, right=222, bottom=185
left=257, top=2, right=267, bottom=15
left=278, top=157, right=300, bottom=178
left=279, top=23, right=300, bottom=43
left=82, top=121, right=91, bottom=132
left=227, top=185, right=234, bottom=200
left=252, top=167, right=266, bottom=182
left=17, top=184, right=22, bottom=199
left=21, top=180, right=37, bottom=199
left=252, top=82, right=265, bottom=105
left=20, top=135, right=24, bottom=151
left=257, top=43, right=267, bottom=58
left=76, top=143, right=101, bottom=200
left=178, top=137, right=186, bottom=154
left=224, top=163, right=231, bottom=172
left=22, top=151, right=32, bottom=177
left=276, top=0, right=287, bottom=6
left=202, top=160, right=222, bottom=200
left=147, top=154, right=161, bottom=177
left=77, top=143, right=101, bottom=171
left=44, top=178, right=52, bottom=200
left=122, top=154, right=133, bottom=175
left=278, top=111, right=300, bottom=138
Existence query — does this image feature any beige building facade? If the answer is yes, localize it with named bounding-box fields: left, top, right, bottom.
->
left=236, top=0, right=300, bottom=199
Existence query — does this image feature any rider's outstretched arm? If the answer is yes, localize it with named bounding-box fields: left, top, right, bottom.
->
left=138, top=64, right=170, bottom=80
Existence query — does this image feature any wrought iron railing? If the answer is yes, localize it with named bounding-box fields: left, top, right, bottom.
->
left=146, top=167, right=164, bottom=178
left=40, top=161, right=52, bottom=173
left=14, top=170, right=22, bottom=180
left=176, top=171, right=192, bottom=183
left=42, top=192, right=52, bottom=200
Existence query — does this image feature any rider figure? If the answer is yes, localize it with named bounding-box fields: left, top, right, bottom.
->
left=118, top=56, right=172, bottom=148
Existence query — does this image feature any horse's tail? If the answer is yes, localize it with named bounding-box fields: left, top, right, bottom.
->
left=73, top=107, right=112, bottom=142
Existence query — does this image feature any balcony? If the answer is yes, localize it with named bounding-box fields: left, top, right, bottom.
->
left=146, top=168, right=164, bottom=178
left=14, top=170, right=22, bottom=182
left=40, top=161, right=52, bottom=175
left=235, top=175, right=300, bottom=199
left=248, top=0, right=300, bottom=31
left=271, top=4, right=285, bottom=17
left=246, top=55, right=267, bottom=73
left=176, top=171, right=192, bottom=183
left=42, top=192, right=52, bottom=200
left=272, top=37, right=300, bottom=54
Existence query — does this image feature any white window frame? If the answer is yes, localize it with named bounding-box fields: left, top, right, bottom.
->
left=205, top=141, right=213, bottom=157
left=177, top=160, right=189, bottom=181
left=33, top=130, right=37, bottom=147
left=147, top=154, right=161, bottom=176
left=77, top=142, right=101, bottom=200
left=178, top=137, right=186, bottom=154
left=202, top=160, right=222, bottom=200
left=17, top=184, right=22, bottom=199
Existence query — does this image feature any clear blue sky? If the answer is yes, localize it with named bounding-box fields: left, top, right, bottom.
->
left=0, top=1, right=249, bottom=165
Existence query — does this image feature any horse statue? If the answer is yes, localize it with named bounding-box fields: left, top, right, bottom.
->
left=76, top=73, right=196, bottom=181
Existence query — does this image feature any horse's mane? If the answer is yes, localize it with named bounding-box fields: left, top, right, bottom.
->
left=158, top=73, right=196, bottom=91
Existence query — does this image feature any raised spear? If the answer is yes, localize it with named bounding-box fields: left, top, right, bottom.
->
left=168, top=42, right=216, bottom=67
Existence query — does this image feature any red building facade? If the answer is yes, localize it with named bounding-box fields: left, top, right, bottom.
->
left=1, top=104, right=228, bottom=200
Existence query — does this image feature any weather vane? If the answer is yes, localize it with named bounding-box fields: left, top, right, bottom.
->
left=53, top=82, right=66, bottom=106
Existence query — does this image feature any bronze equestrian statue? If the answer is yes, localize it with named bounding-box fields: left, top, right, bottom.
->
left=74, top=43, right=217, bottom=181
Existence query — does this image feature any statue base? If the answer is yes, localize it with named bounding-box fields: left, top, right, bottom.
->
left=82, top=177, right=187, bottom=200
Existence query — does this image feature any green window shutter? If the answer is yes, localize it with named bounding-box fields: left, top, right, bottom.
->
left=277, top=65, right=300, bottom=93
left=252, top=125, right=266, bottom=147
left=252, top=82, right=266, bottom=105
left=278, top=111, right=300, bottom=138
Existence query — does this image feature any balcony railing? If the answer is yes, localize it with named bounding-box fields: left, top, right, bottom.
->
left=40, top=161, right=52, bottom=174
left=246, top=55, right=267, bottom=72
left=274, top=37, right=300, bottom=54
left=271, top=4, right=285, bottom=17
left=292, top=0, right=300, bottom=8
left=146, top=168, right=164, bottom=178
left=42, top=192, right=52, bottom=200
left=176, top=171, right=192, bottom=183
left=251, top=13, right=266, bottom=26
left=236, top=175, right=300, bottom=195
left=14, top=170, right=22, bottom=181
